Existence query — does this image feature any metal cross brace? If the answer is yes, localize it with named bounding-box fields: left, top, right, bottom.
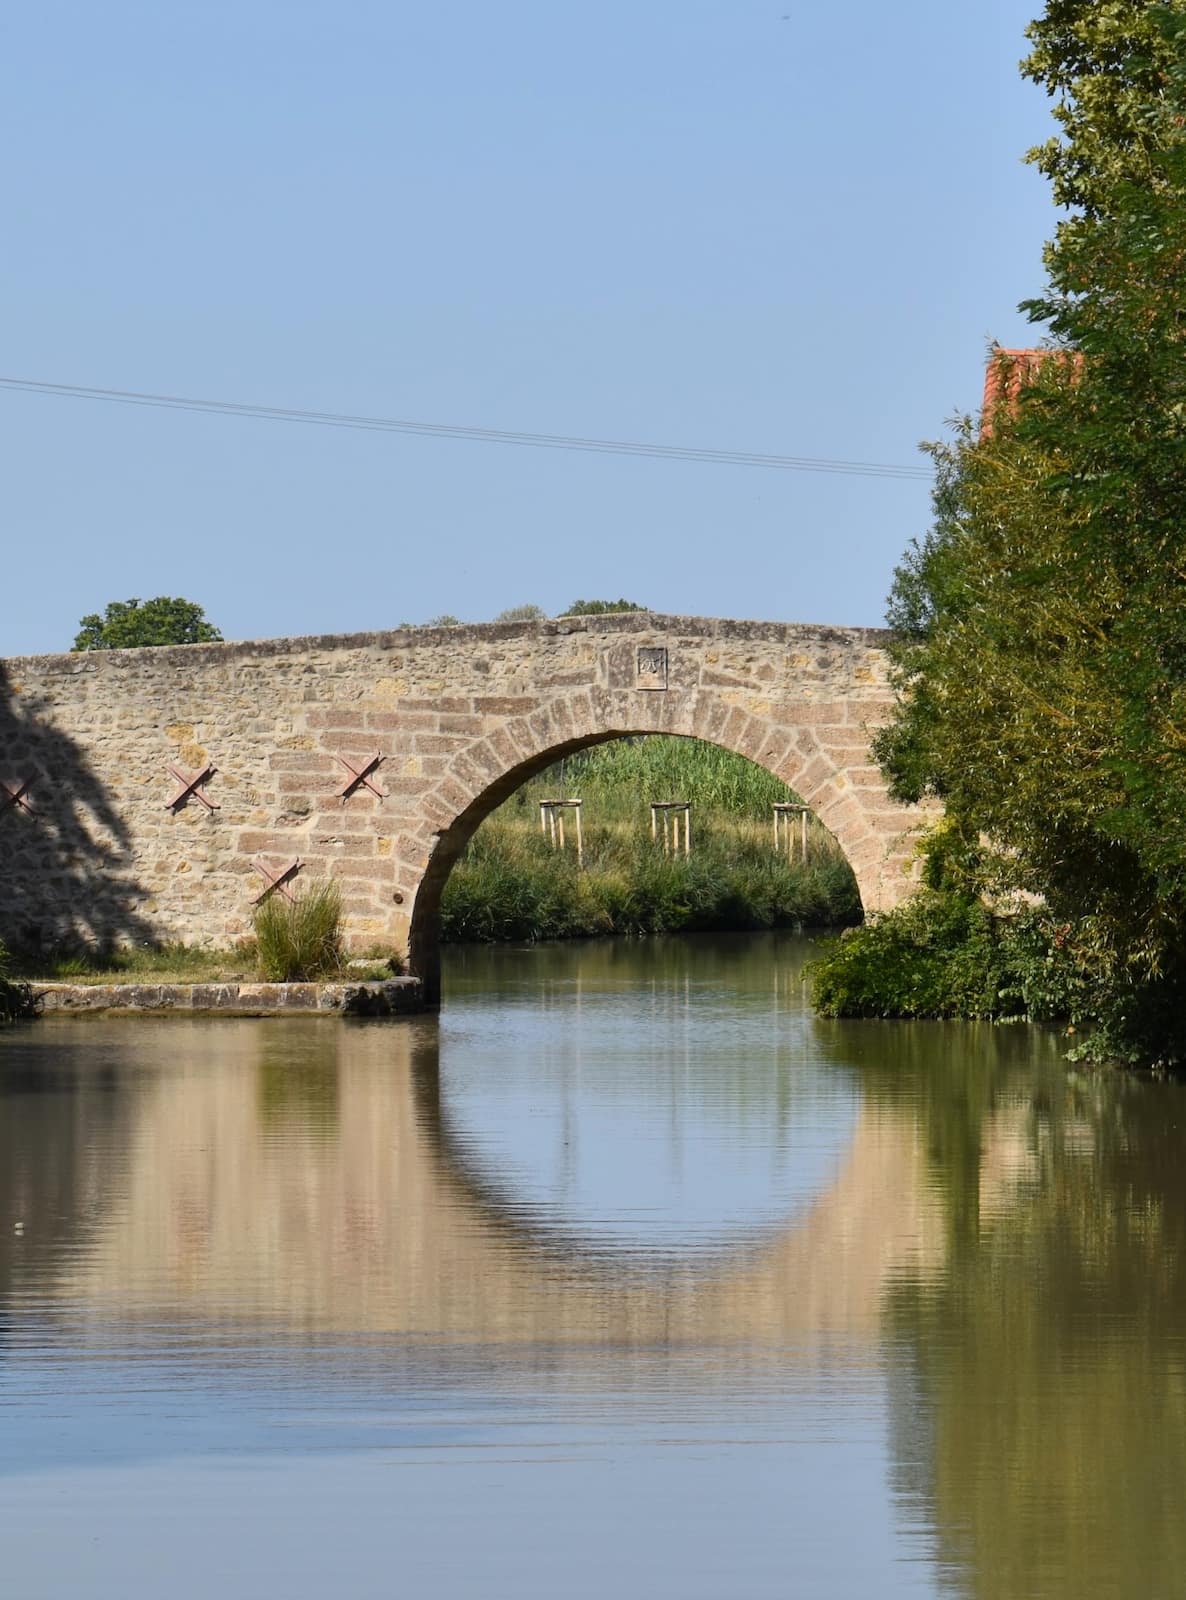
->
left=252, top=856, right=302, bottom=904
left=0, top=776, right=33, bottom=817
left=166, top=763, right=218, bottom=812
left=336, top=751, right=385, bottom=802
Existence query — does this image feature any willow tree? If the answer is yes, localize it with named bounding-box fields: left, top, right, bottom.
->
left=874, top=1, right=1186, bottom=1062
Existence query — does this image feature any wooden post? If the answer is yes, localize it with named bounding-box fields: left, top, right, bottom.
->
left=539, top=799, right=584, bottom=866
left=650, top=801, right=691, bottom=857
left=773, top=802, right=809, bottom=862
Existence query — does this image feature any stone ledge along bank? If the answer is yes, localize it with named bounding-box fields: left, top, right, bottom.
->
left=0, top=612, right=929, bottom=1005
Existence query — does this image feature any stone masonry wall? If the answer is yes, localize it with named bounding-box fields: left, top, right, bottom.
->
left=0, top=613, right=926, bottom=990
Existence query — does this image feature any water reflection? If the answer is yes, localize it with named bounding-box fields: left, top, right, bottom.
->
left=20, top=972, right=944, bottom=1349
left=3, top=934, right=1186, bottom=1599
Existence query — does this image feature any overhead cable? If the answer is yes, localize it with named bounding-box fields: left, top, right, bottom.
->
left=0, top=375, right=934, bottom=481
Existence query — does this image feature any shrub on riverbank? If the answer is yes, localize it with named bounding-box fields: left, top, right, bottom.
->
left=809, top=889, right=1100, bottom=1033
left=0, top=941, right=37, bottom=1024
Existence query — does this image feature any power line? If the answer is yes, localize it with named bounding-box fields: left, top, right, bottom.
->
left=0, top=375, right=934, bottom=482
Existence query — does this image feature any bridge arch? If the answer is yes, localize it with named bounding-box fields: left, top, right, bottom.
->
left=403, top=685, right=918, bottom=1003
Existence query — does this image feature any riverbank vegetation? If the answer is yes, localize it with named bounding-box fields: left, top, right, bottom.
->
left=813, top=2, right=1186, bottom=1066
left=810, top=837, right=1094, bottom=1033
left=0, top=942, right=36, bottom=1024
left=10, top=883, right=393, bottom=987
left=441, top=737, right=860, bottom=943
left=252, top=880, right=344, bottom=981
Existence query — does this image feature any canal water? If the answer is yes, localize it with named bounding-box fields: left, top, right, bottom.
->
left=2, top=932, right=1185, bottom=1598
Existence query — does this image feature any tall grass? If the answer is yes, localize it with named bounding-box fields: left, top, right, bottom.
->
left=253, top=880, right=343, bottom=981
left=442, top=737, right=861, bottom=944
left=528, top=736, right=789, bottom=818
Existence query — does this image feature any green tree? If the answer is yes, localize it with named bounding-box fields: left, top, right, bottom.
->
left=72, top=597, right=223, bottom=651
left=561, top=598, right=647, bottom=616
left=867, top=1, right=1186, bottom=1063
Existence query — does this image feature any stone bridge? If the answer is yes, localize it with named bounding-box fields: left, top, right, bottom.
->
left=0, top=613, right=924, bottom=999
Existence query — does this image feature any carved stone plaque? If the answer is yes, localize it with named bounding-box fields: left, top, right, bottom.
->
left=637, top=646, right=668, bottom=690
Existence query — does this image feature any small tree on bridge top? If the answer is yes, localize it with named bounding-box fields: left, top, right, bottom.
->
left=72, top=597, right=223, bottom=651
left=561, top=599, right=646, bottom=616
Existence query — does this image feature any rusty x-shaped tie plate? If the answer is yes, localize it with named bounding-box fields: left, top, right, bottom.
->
left=0, top=776, right=34, bottom=817
left=336, top=751, right=385, bottom=802
left=166, top=763, right=218, bottom=812
left=252, top=857, right=302, bottom=904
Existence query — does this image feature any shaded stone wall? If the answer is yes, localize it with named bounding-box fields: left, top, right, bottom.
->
left=0, top=613, right=927, bottom=989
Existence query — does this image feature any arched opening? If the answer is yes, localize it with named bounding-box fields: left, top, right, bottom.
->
left=408, top=727, right=868, bottom=1005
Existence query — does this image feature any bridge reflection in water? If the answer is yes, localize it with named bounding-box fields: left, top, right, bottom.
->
left=51, top=1015, right=950, bottom=1354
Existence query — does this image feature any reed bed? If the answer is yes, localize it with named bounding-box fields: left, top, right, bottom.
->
left=441, top=737, right=860, bottom=944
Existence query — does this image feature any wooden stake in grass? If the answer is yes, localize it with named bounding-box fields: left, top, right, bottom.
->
left=651, top=802, right=691, bottom=857
left=773, top=803, right=810, bottom=864
left=538, top=798, right=584, bottom=867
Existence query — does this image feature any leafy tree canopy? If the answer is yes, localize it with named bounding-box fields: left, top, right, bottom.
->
left=72, top=597, right=223, bottom=652
left=561, top=598, right=647, bottom=616
left=873, top=0, right=1186, bottom=1063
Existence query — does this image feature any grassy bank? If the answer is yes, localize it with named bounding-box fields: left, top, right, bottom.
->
left=441, top=737, right=860, bottom=943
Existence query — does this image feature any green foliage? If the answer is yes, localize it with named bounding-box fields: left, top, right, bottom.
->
left=71, top=597, right=223, bottom=651
left=252, top=881, right=343, bottom=982
left=15, top=942, right=250, bottom=984
left=1021, top=1, right=1186, bottom=217
left=442, top=738, right=859, bottom=944
left=809, top=889, right=1098, bottom=1027
left=0, top=940, right=37, bottom=1024
left=441, top=816, right=859, bottom=944
left=810, top=893, right=1006, bottom=1020
left=868, top=2, right=1186, bottom=1065
left=493, top=603, right=546, bottom=623
left=561, top=598, right=647, bottom=615
left=538, top=735, right=790, bottom=816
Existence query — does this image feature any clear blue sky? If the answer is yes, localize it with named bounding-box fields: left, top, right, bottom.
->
left=3, top=0, right=1054, bottom=656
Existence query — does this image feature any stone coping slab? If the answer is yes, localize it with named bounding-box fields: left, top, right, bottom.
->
left=35, top=978, right=424, bottom=1017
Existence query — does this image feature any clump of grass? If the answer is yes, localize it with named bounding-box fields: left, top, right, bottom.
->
left=253, top=881, right=344, bottom=982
